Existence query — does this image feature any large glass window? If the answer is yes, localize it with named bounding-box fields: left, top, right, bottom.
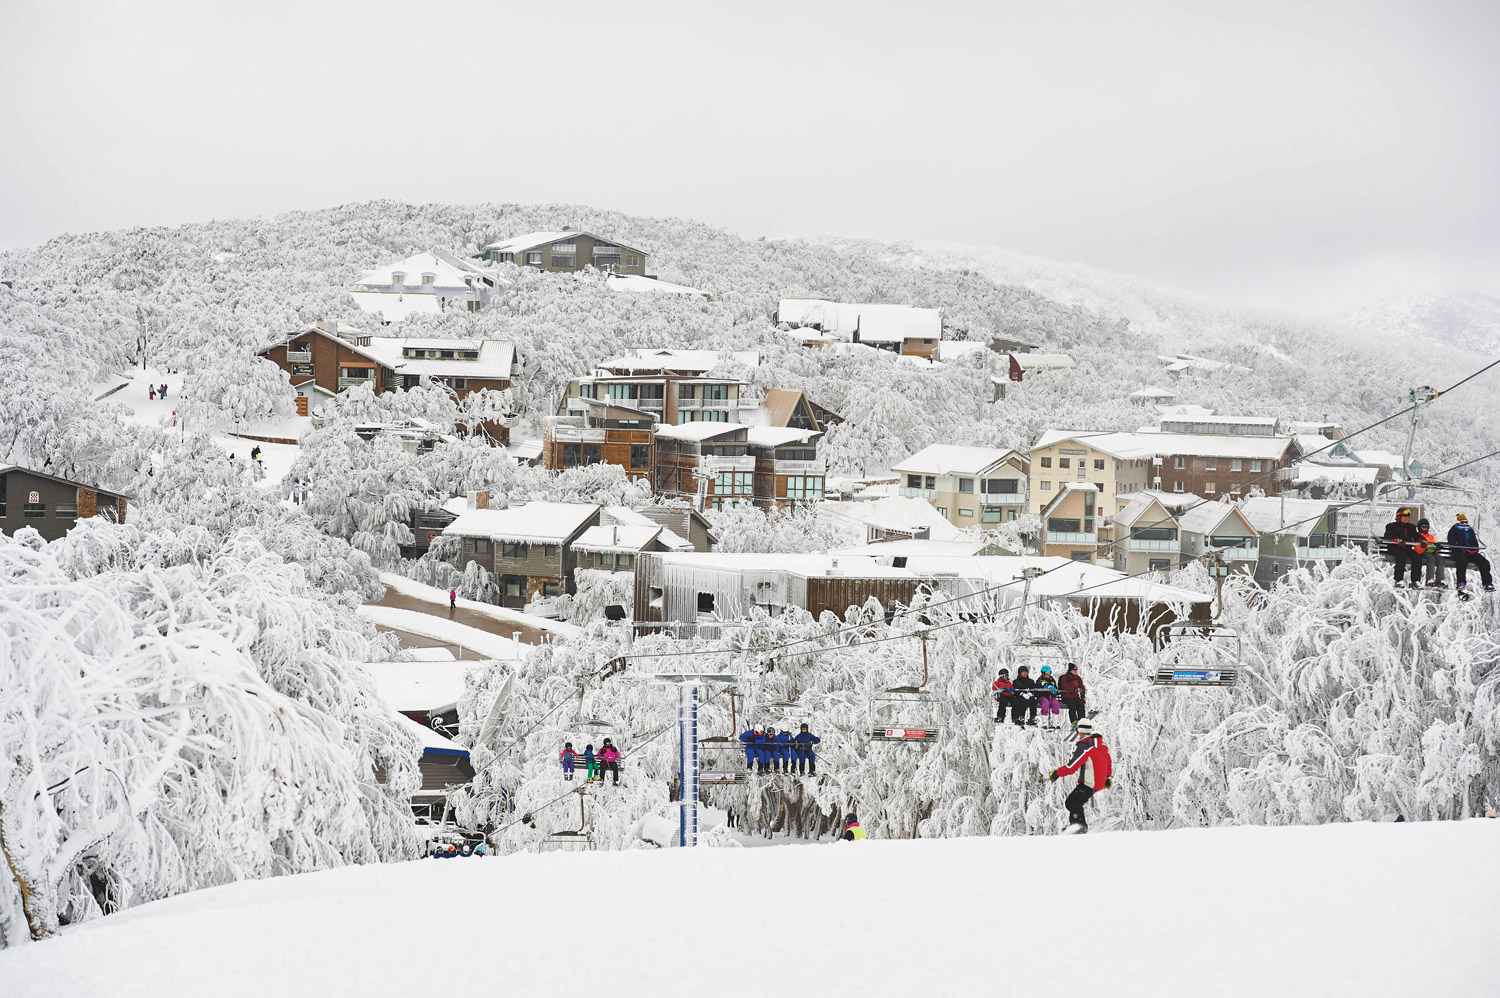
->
left=907, top=474, right=922, bottom=489
left=502, top=542, right=529, bottom=559
left=958, top=478, right=974, bottom=493
left=1132, top=527, right=1178, bottom=541
left=785, top=476, right=824, bottom=500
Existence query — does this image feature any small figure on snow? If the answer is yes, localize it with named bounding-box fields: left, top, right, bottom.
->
left=1048, top=718, right=1113, bottom=833
left=991, top=668, right=1013, bottom=722
left=599, top=738, right=622, bottom=785
left=449, top=587, right=458, bottom=610
left=250, top=445, right=261, bottom=463
left=840, top=813, right=866, bottom=842
left=1415, top=518, right=1446, bottom=589
left=560, top=741, right=578, bottom=781
left=159, top=383, right=168, bottom=399
left=1036, top=666, right=1062, bottom=729
left=794, top=723, right=821, bottom=775
left=1448, top=513, right=1494, bottom=594
left=583, top=743, right=600, bottom=782
left=1011, top=665, right=1038, bottom=727
left=1382, top=507, right=1422, bottom=588
left=1059, top=663, right=1087, bottom=725
left=149, top=386, right=156, bottom=401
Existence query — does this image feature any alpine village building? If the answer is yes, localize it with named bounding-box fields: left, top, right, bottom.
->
left=0, top=466, right=128, bottom=541
left=482, top=229, right=648, bottom=275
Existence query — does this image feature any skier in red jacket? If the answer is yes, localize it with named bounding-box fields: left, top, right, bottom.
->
left=1049, top=718, right=1112, bottom=833
left=990, top=668, right=1014, bottom=722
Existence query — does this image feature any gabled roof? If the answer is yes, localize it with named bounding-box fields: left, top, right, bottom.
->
left=1177, top=500, right=1257, bottom=537
left=1031, top=430, right=1158, bottom=461
left=777, top=299, right=942, bottom=343
left=1040, top=481, right=1098, bottom=519
left=353, top=251, right=500, bottom=291
left=760, top=387, right=813, bottom=429
left=814, top=496, right=960, bottom=541
left=572, top=524, right=664, bottom=554
left=266, top=326, right=515, bottom=381
left=934, top=340, right=989, bottom=362
left=484, top=230, right=648, bottom=256
left=443, top=502, right=600, bottom=543
left=1011, top=353, right=1077, bottom=371
left=0, top=465, right=131, bottom=500
left=891, top=444, right=1026, bottom=478
left=599, top=348, right=759, bottom=374
left=1129, top=386, right=1178, bottom=399
left=347, top=291, right=445, bottom=321
left=1113, top=495, right=1179, bottom=529
left=1239, top=496, right=1336, bottom=538
left=746, top=425, right=822, bottom=449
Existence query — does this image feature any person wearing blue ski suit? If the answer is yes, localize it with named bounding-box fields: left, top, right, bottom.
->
left=793, top=723, right=821, bottom=775
left=756, top=728, right=775, bottom=774
left=739, top=726, right=761, bottom=769
left=774, top=728, right=793, bottom=772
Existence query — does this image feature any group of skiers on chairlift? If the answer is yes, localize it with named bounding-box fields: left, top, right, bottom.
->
left=991, top=663, right=1086, bottom=729
left=738, top=723, right=822, bottom=775
left=1382, top=508, right=1493, bottom=593
left=559, top=739, right=623, bottom=785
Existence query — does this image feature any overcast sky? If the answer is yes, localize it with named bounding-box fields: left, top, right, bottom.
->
left=2, top=0, right=1496, bottom=312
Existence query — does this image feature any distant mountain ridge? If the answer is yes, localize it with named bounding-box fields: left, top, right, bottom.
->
left=1338, top=290, right=1500, bottom=358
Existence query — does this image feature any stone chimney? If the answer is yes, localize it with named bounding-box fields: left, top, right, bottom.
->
left=474, top=490, right=490, bottom=510
left=316, top=317, right=338, bottom=334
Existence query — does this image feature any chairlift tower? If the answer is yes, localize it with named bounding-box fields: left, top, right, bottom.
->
left=648, top=672, right=737, bottom=847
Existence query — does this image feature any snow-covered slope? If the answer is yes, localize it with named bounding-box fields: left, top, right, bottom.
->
left=2, top=820, right=1494, bottom=997
left=1338, top=289, right=1500, bottom=358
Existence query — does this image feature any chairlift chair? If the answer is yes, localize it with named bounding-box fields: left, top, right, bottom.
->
left=868, top=632, right=941, bottom=744
left=537, top=787, right=594, bottom=852
left=1150, top=622, right=1242, bottom=688
left=698, top=735, right=749, bottom=785
left=1363, top=479, right=1482, bottom=558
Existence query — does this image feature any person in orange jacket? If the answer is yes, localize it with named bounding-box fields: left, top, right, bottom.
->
left=1414, top=517, right=1446, bottom=589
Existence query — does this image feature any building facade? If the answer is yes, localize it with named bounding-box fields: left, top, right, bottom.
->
left=0, top=466, right=128, bottom=541
left=1039, top=483, right=1099, bottom=562
left=483, top=230, right=647, bottom=275
left=1028, top=432, right=1154, bottom=519
left=893, top=445, right=1030, bottom=527
left=443, top=500, right=602, bottom=608
left=542, top=401, right=655, bottom=482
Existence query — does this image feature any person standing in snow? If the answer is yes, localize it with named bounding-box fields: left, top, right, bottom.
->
left=840, top=814, right=866, bottom=841
left=449, top=587, right=458, bottom=610
left=599, top=739, right=622, bottom=785
left=583, top=743, right=600, bottom=782
left=149, top=386, right=156, bottom=401
left=160, top=383, right=168, bottom=399
left=991, top=668, right=1014, bottom=722
left=1011, top=665, right=1038, bottom=727
left=1049, top=718, right=1113, bottom=833
left=560, top=742, right=578, bottom=781
left=773, top=726, right=793, bottom=773
left=1036, top=666, right=1062, bottom=729
left=794, top=723, right=821, bottom=775
left=250, top=445, right=261, bottom=463
left=1382, top=507, right=1422, bottom=587
left=1447, top=513, right=1494, bottom=593
left=1059, top=663, right=1087, bottom=725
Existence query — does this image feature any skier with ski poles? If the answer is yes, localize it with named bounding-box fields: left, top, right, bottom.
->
left=1048, top=718, right=1112, bottom=833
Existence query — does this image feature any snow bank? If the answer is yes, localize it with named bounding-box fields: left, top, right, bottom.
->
left=3, top=821, right=1495, bottom=997
left=356, top=605, right=531, bottom=661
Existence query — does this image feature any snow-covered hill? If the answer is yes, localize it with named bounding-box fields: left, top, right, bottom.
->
left=1338, top=289, right=1500, bottom=358
left=2, top=820, right=1495, bottom=998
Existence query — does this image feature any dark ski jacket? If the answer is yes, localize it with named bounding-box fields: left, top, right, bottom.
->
left=1056, top=734, right=1112, bottom=791
left=582, top=748, right=596, bottom=764
left=1059, top=673, right=1085, bottom=699
left=1448, top=523, right=1483, bottom=555
left=773, top=730, right=792, bottom=758
left=1383, top=519, right=1420, bottom=548
left=1012, top=674, right=1037, bottom=697
left=793, top=730, right=821, bottom=757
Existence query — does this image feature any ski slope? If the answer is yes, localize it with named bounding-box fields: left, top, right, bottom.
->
left=3, top=820, right=1495, bottom=997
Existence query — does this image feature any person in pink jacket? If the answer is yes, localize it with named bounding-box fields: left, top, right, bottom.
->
left=598, top=739, right=622, bottom=785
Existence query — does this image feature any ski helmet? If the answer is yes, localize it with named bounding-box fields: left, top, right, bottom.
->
left=998, top=668, right=1010, bottom=676
left=844, top=813, right=858, bottom=826
left=1075, top=718, right=1095, bottom=735
left=800, top=723, right=809, bottom=731
left=766, top=727, right=776, bottom=736
left=1040, top=666, right=1052, bottom=674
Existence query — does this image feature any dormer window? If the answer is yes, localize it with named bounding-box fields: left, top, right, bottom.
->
left=462, top=351, right=479, bottom=360
left=422, top=272, right=436, bottom=285
left=392, top=272, right=406, bottom=285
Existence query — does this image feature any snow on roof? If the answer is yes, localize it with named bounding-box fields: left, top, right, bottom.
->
left=1129, top=386, right=1178, bottom=399
left=1175, top=500, right=1250, bottom=536
left=1353, top=449, right=1406, bottom=469
left=777, top=299, right=942, bottom=343
left=354, top=251, right=498, bottom=291
left=1163, top=414, right=1278, bottom=427
left=348, top=290, right=446, bottom=321
left=895, top=554, right=1212, bottom=604
left=1012, top=353, right=1077, bottom=370
left=814, top=496, right=961, bottom=541
left=601, top=506, right=694, bottom=549
left=830, top=538, right=1004, bottom=558
left=935, top=340, right=989, bottom=362
left=746, top=425, right=821, bottom=448
left=1031, top=429, right=1296, bottom=461
left=363, top=660, right=477, bottom=713
left=1157, top=404, right=1217, bottom=418
left=1031, top=430, right=1159, bottom=460
left=1114, top=489, right=1206, bottom=514
left=1239, top=496, right=1337, bottom=537
left=354, top=336, right=515, bottom=381
left=507, top=439, right=542, bottom=462
left=572, top=524, right=663, bottom=554
left=891, top=444, right=1023, bottom=477
left=1292, top=464, right=1382, bottom=485
left=604, top=274, right=707, bottom=297
left=654, top=551, right=920, bottom=579
left=443, top=502, right=599, bottom=543
left=600, top=348, right=760, bottom=373
left=485, top=230, right=647, bottom=256
left=654, top=421, right=747, bottom=442
left=1113, top=495, right=1178, bottom=529
left=395, top=712, right=470, bottom=759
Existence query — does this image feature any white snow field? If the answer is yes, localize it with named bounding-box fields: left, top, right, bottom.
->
left=4, top=821, right=1495, bottom=998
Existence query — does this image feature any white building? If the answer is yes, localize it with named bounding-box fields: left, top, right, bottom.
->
left=349, top=250, right=504, bottom=320
left=891, top=444, right=1030, bottom=527
left=776, top=298, right=943, bottom=354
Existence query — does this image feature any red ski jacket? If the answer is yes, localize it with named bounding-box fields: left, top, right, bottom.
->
left=1059, top=673, right=1085, bottom=698
left=1056, top=735, right=1112, bottom=791
left=991, top=677, right=1014, bottom=695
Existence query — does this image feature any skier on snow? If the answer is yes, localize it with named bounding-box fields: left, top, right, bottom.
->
left=1049, top=718, right=1112, bottom=833
left=1059, top=663, right=1087, bottom=725
left=793, top=723, right=821, bottom=775
left=1382, top=507, right=1422, bottom=588
left=991, top=668, right=1014, bottom=722
left=840, top=813, right=866, bottom=841
left=1447, top=512, right=1494, bottom=593
left=560, top=742, right=577, bottom=781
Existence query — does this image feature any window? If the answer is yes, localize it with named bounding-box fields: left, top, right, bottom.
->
left=982, top=510, right=1001, bottom=523
left=697, top=592, right=716, bottom=614
left=677, top=412, right=692, bottom=424
left=541, top=582, right=561, bottom=597
left=561, top=443, right=580, bottom=466
left=713, top=472, right=753, bottom=494
left=550, top=256, right=575, bottom=268
left=1205, top=458, right=1217, bottom=472
left=1173, top=480, right=1184, bottom=492
left=422, top=273, right=435, bottom=285
left=625, top=256, right=640, bottom=267
left=631, top=444, right=650, bottom=468
left=959, top=508, right=974, bottom=518
left=1094, top=459, right=1105, bottom=471
left=497, top=253, right=514, bottom=263
left=703, top=384, right=728, bottom=400
left=23, top=500, right=44, bottom=518
left=1040, top=480, right=1052, bottom=491
left=958, top=478, right=974, bottom=493
left=526, top=252, right=542, bottom=265
left=616, top=553, right=633, bottom=569
left=1059, top=458, right=1071, bottom=469
left=502, top=542, right=529, bottom=559
left=543, top=545, right=557, bottom=557
left=1040, top=457, right=1052, bottom=468
left=462, top=351, right=478, bottom=360
left=1173, top=457, right=1185, bottom=469
left=1251, top=460, right=1262, bottom=472
left=924, top=475, right=936, bottom=490
left=339, top=366, right=373, bottom=380
left=1095, top=482, right=1106, bottom=494
left=983, top=478, right=1018, bottom=494
left=936, top=507, right=948, bottom=518
left=703, top=409, right=728, bottom=422
left=786, top=476, right=824, bottom=500
left=1132, top=526, right=1177, bottom=541
left=504, top=577, right=524, bottom=598
left=1205, top=482, right=1216, bottom=494
left=581, top=444, right=601, bottom=465
left=678, top=383, right=696, bottom=400
left=906, top=474, right=922, bottom=489
left=1049, top=517, right=1082, bottom=532
left=471, top=538, right=492, bottom=555
left=1069, top=551, right=1093, bottom=562
left=1148, top=559, right=1173, bottom=572
left=450, top=377, right=468, bottom=390
left=551, top=242, right=576, bottom=252
left=392, top=272, right=406, bottom=284
left=1231, top=459, right=1242, bottom=472
left=578, top=383, right=596, bottom=399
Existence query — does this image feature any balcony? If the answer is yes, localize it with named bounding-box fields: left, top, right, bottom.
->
left=1046, top=531, right=1098, bottom=546
left=1127, top=538, right=1180, bottom=552
left=548, top=425, right=606, bottom=444
left=774, top=460, right=819, bottom=475
left=636, top=397, right=665, bottom=412
left=699, top=397, right=733, bottom=410
left=285, top=350, right=312, bottom=363
left=702, top=456, right=755, bottom=474
left=1295, top=545, right=1351, bottom=561
left=338, top=376, right=377, bottom=390
left=899, top=486, right=936, bottom=500
left=677, top=398, right=701, bottom=410
left=1216, top=545, right=1259, bottom=561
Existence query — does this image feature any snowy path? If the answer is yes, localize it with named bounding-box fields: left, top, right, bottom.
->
left=376, top=572, right=581, bottom=643
left=3, top=820, right=1495, bottom=997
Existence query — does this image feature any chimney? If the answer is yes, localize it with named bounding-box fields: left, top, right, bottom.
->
left=612, top=525, right=618, bottom=544
left=316, top=317, right=339, bottom=334
left=476, top=490, right=490, bottom=510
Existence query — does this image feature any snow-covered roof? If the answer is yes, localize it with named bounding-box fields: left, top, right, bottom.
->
left=1129, top=386, right=1178, bottom=399
left=355, top=336, right=515, bottom=381
left=895, top=554, right=1212, bottom=604
left=601, top=506, right=694, bottom=550
left=1239, top=496, right=1336, bottom=537
left=1175, top=500, right=1252, bottom=537
left=891, top=444, right=1024, bottom=477
left=1031, top=430, right=1159, bottom=460
left=572, top=524, right=663, bottom=554
left=1157, top=404, right=1217, bottom=419
left=1114, top=489, right=1205, bottom=514
left=1294, top=436, right=1352, bottom=462
left=1031, top=429, right=1296, bottom=461
left=507, top=439, right=542, bottom=462
left=599, top=348, right=760, bottom=373
left=354, top=251, right=499, bottom=291
left=348, top=290, right=446, bottom=321
left=485, top=230, right=647, bottom=256
left=1011, top=353, right=1077, bottom=371
left=1353, top=449, right=1406, bottom=470
left=1114, top=495, right=1181, bottom=529
left=815, top=496, right=961, bottom=541
left=604, top=274, right=707, bottom=297
left=746, top=425, right=821, bottom=448
left=396, top=712, right=470, bottom=759
left=652, top=551, right=920, bottom=579
left=831, top=538, right=1007, bottom=559
left=655, top=421, right=747, bottom=442
left=934, top=340, right=989, bottom=362
left=364, top=660, right=477, bottom=714
left=1291, top=464, right=1382, bottom=485
left=777, top=299, right=942, bottom=343
left=443, top=502, right=599, bottom=543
